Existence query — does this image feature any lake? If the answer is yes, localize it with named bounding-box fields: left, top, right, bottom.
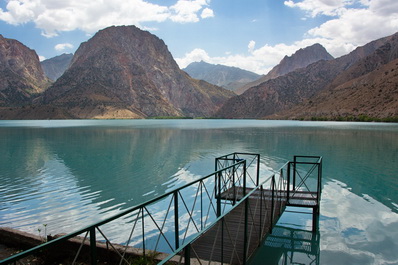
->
left=0, top=119, right=397, bottom=264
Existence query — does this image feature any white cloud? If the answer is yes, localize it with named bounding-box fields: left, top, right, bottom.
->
left=248, top=40, right=256, bottom=52
left=176, top=44, right=291, bottom=74
left=284, top=0, right=354, bottom=17
left=170, top=0, right=213, bottom=23
left=39, top=55, right=46, bottom=61
left=201, top=7, right=214, bottom=19
left=176, top=0, right=398, bottom=75
left=55, top=43, right=74, bottom=51
left=0, top=0, right=213, bottom=37
left=287, top=0, right=398, bottom=54
left=176, top=38, right=344, bottom=74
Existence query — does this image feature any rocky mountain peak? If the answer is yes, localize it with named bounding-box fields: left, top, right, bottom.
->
left=41, top=25, right=234, bottom=119
left=266, top=43, right=334, bottom=79
left=0, top=34, right=51, bottom=105
left=216, top=32, right=398, bottom=120
left=237, top=43, right=333, bottom=94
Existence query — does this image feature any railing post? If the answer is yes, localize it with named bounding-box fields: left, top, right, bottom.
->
left=270, top=175, right=275, bottom=233
left=293, top=156, right=297, bottom=191
left=287, top=162, right=291, bottom=203
left=259, top=184, right=263, bottom=242
left=184, top=244, right=191, bottom=265
left=174, top=191, right=179, bottom=250
left=89, top=227, right=97, bottom=265
left=243, top=198, right=248, bottom=264
left=221, top=219, right=224, bottom=264
left=256, top=154, right=260, bottom=186
left=232, top=164, right=236, bottom=205
left=217, top=171, right=221, bottom=217
left=243, top=160, right=247, bottom=197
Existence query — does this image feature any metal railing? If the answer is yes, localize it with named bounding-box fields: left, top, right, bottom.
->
left=1, top=154, right=322, bottom=265
left=287, top=156, right=323, bottom=209
left=0, top=154, right=254, bottom=265
left=160, top=161, right=290, bottom=265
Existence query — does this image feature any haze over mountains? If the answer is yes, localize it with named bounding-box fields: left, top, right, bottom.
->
left=0, top=25, right=397, bottom=121
left=41, top=53, right=73, bottom=81
left=183, top=61, right=260, bottom=94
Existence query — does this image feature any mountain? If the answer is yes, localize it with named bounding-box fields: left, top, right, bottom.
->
left=41, top=53, right=73, bottom=81
left=38, top=26, right=234, bottom=119
left=237, top=43, right=334, bottom=94
left=183, top=61, right=260, bottom=94
left=0, top=35, right=51, bottom=106
left=215, top=33, right=398, bottom=119
left=270, top=40, right=398, bottom=120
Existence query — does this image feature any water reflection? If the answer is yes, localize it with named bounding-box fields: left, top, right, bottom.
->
left=0, top=120, right=397, bottom=264
left=250, top=225, right=320, bottom=265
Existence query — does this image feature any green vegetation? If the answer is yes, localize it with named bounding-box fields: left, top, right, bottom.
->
left=148, top=116, right=193, bottom=119
left=307, top=115, right=398, bottom=122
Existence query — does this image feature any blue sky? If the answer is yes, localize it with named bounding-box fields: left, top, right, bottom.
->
left=0, top=0, right=397, bottom=74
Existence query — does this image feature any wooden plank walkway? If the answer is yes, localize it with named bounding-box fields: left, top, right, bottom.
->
left=190, top=190, right=287, bottom=264
left=188, top=187, right=319, bottom=264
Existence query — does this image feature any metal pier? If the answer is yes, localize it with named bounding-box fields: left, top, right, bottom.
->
left=0, top=153, right=322, bottom=265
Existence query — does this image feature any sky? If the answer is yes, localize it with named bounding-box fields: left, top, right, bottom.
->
left=0, top=0, right=397, bottom=74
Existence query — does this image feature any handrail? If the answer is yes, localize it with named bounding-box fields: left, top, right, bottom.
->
left=1, top=159, right=248, bottom=264
left=1, top=154, right=322, bottom=265
left=160, top=161, right=290, bottom=265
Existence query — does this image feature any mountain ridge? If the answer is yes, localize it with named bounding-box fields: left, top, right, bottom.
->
left=0, top=34, right=51, bottom=106
left=39, top=25, right=234, bottom=119
left=237, top=43, right=334, bottom=94
left=183, top=61, right=260, bottom=94
left=215, top=32, right=398, bottom=119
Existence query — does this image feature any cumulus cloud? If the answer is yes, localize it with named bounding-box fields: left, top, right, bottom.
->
left=170, top=0, right=213, bottom=23
left=176, top=0, right=398, bottom=74
left=55, top=43, right=74, bottom=51
left=284, top=0, right=353, bottom=17
left=248, top=40, right=256, bottom=52
left=201, top=7, right=214, bottom=19
left=0, top=0, right=214, bottom=37
left=176, top=44, right=293, bottom=74
left=286, top=0, right=398, bottom=52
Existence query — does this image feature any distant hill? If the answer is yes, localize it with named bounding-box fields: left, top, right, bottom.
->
left=215, top=32, right=398, bottom=120
left=237, top=43, right=334, bottom=94
left=183, top=61, right=260, bottom=94
left=37, top=26, right=234, bottom=119
left=0, top=35, right=51, bottom=107
left=41, top=53, right=73, bottom=81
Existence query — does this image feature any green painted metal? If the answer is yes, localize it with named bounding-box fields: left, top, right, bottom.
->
left=1, top=154, right=322, bottom=265
left=90, top=227, right=97, bottom=265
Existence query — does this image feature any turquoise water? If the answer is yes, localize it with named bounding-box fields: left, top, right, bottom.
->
left=0, top=120, right=397, bottom=264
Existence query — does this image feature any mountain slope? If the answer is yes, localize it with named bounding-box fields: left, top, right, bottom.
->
left=0, top=35, right=51, bottom=106
left=183, top=61, right=260, bottom=94
left=271, top=43, right=398, bottom=120
left=237, top=43, right=333, bottom=94
left=216, top=33, right=398, bottom=119
left=40, top=26, right=234, bottom=119
left=41, top=53, right=73, bottom=81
